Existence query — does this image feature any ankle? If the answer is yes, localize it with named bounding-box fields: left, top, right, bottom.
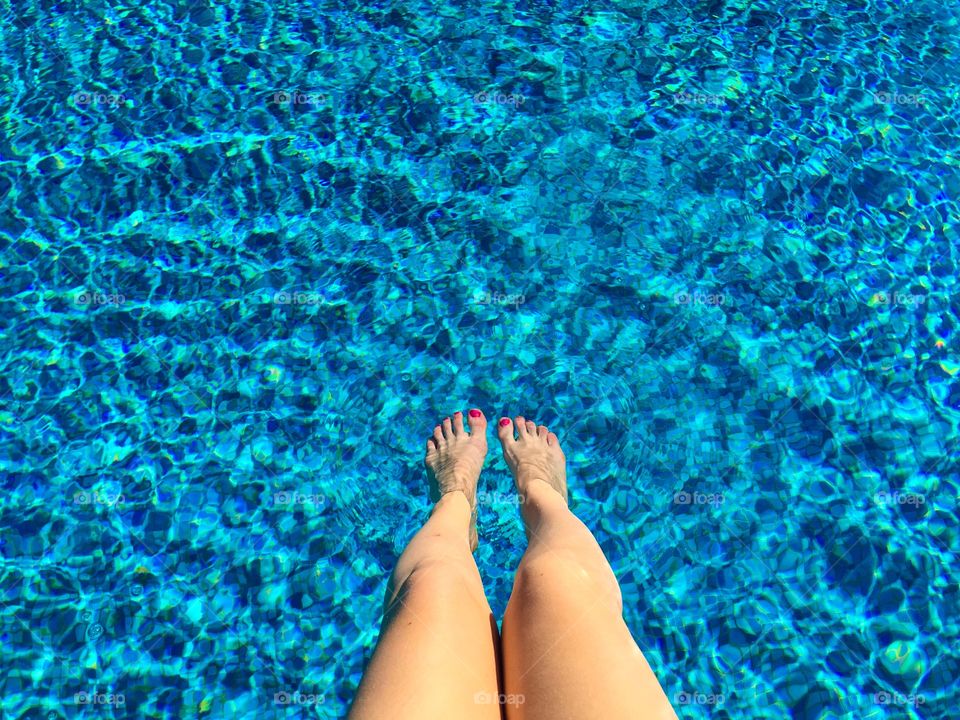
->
left=434, top=488, right=473, bottom=512
left=518, top=482, right=566, bottom=534
left=521, top=478, right=567, bottom=506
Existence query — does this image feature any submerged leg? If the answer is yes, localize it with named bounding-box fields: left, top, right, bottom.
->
left=348, top=410, right=502, bottom=720
left=497, top=416, right=677, bottom=720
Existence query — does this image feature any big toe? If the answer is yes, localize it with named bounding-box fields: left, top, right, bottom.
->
left=497, top=417, right=515, bottom=445
left=467, top=408, right=487, bottom=435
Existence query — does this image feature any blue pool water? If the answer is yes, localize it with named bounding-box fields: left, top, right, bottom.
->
left=1, top=0, right=958, bottom=717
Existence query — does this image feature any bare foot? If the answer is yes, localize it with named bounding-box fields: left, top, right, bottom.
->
left=424, top=409, right=488, bottom=550
left=496, top=415, right=568, bottom=504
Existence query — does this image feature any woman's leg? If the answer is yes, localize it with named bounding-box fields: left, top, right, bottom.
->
left=348, top=410, right=502, bottom=720
left=497, top=416, right=677, bottom=720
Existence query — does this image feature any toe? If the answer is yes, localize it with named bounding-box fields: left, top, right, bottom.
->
left=515, top=416, right=528, bottom=436
left=497, top=417, right=515, bottom=444
left=433, top=425, right=444, bottom=445
left=537, top=424, right=549, bottom=437
left=452, top=411, right=464, bottom=435
left=425, top=437, right=438, bottom=456
left=467, top=408, right=487, bottom=434
left=525, top=420, right=537, bottom=435
left=441, top=416, right=454, bottom=439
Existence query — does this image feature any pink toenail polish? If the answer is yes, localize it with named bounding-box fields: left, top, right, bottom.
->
left=469, top=409, right=481, bottom=418
left=499, top=418, right=510, bottom=426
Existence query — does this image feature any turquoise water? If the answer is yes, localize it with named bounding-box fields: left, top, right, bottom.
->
left=1, top=0, right=958, bottom=717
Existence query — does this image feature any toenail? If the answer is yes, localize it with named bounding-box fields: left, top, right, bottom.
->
left=469, top=409, right=481, bottom=418
left=499, top=418, right=511, bottom=426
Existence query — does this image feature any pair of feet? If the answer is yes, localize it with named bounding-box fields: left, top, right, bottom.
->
left=424, top=409, right=568, bottom=550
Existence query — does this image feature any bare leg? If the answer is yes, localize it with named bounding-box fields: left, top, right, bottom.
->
left=497, top=416, right=677, bottom=720
left=348, top=410, right=502, bottom=720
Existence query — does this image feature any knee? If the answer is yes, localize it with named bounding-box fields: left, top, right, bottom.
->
left=513, top=551, right=623, bottom=613
left=387, top=557, right=487, bottom=614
